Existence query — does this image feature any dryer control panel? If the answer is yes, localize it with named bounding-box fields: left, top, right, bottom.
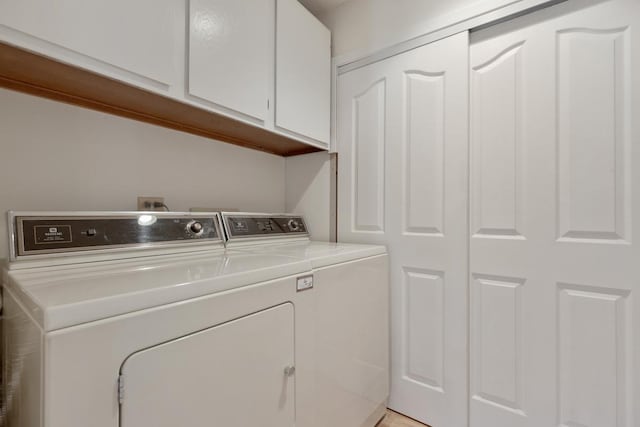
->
left=10, top=212, right=224, bottom=259
left=221, top=213, right=309, bottom=240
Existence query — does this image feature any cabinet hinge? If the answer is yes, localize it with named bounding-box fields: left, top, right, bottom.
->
left=118, top=374, right=125, bottom=404
left=267, top=99, right=270, bottom=110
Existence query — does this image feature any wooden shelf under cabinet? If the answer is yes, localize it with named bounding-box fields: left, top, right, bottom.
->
left=0, top=42, right=322, bottom=157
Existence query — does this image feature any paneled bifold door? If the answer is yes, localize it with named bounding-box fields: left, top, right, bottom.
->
left=469, top=0, right=639, bottom=426
left=339, top=0, right=639, bottom=426
left=337, top=32, right=469, bottom=427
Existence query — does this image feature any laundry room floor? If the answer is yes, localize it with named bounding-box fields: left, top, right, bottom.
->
left=377, top=410, right=430, bottom=427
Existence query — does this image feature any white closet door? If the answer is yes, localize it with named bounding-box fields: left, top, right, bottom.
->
left=337, top=31, right=469, bottom=426
left=470, top=0, right=640, bottom=426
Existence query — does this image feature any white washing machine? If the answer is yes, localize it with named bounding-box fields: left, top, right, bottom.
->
left=1, top=211, right=317, bottom=427
left=221, top=212, right=390, bottom=427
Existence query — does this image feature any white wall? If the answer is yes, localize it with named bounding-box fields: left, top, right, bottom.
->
left=320, top=0, right=544, bottom=58
left=285, top=152, right=333, bottom=241
left=0, top=88, right=286, bottom=259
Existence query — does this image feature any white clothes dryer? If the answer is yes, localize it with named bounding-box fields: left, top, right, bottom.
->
left=2, top=211, right=316, bottom=427
left=221, top=212, right=390, bottom=427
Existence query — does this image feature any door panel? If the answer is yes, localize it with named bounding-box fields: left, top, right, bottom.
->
left=188, top=0, right=272, bottom=121
left=350, top=78, right=387, bottom=236
left=276, top=0, right=331, bottom=144
left=120, top=304, right=294, bottom=427
left=0, top=0, right=177, bottom=86
left=557, top=284, right=630, bottom=427
left=471, top=42, right=525, bottom=238
left=557, top=27, right=630, bottom=241
left=470, top=1, right=640, bottom=426
left=338, top=31, right=469, bottom=426
left=471, top=274, right=525, bottom=414
left=404, top=72, right=446, bottom=235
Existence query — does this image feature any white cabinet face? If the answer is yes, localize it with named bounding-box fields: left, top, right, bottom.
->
left=469, top=0, right=640, bottom=426
left=337, top=31, right=469, bottom=427
left=188, top=0, right=273, bottom=122
left=0, top=0, right=178, bottom=87
left=276, top=0, right=331, bottom=145
left=120, top=303, right=295, bottom=427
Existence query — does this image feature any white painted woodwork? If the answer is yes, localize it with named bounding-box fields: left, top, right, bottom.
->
left=337, top=31, right=469, bottom=426
left=557, top=284, right=630, bottom=427
left=0, top=0, right=177, bottom=86
left=471, top=274, right=525, bottom=414
left=557, top=27, right=630, bottom=242
left=354, top=79, right=386, bottom=233
left=471, top=42, right=524, bottom=237
left=405, top=72, right=445, bottom=235
left=188, top=0, right=273, bottom=121
left=120, top=304, right=294, bottom=427
left=404, top=269, right=444, bottom=389
left=337, top=67, right=385, bottom=245
left=470, top=1, right=640, bottom=426
left=276, top=0, right=331, bottom=144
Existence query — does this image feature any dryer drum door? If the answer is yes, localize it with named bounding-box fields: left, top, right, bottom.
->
left=119, top=303, right=295, bottom=427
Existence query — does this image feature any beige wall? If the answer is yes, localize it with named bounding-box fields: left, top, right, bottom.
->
left=285, top=152, right=333, bottom=241
left=0, top=88, right=286, bottom=259
left=320, top=0, right=543, bottom=57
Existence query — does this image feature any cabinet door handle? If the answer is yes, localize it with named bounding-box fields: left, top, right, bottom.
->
left=284, top=366, right=295, bottom=377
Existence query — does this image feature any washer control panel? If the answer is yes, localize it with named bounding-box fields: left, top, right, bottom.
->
left=222, top=213, right=308, bottom=240
left=11, top=213, right=223, bottom=258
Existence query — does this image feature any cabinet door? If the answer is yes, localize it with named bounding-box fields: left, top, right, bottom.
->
left=337, top=32, right=469, bottom=427
left=469, top=0, right=640, bottom=426
left=0, top=0, right=177, bottom=87
left=120, top=303, right=295, bottom=427
left=276, top=0, right=330, bottom=145
left=189, top=0, right=273, bottom=122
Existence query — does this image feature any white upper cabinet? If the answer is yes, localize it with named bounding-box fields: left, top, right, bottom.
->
left=0, top=0, right=178, bottom=88
left=188, top=0, right=274, bottom=122
left=0, top=0, right=331, bottom=154
left=276, top=0, right=331, bottom=145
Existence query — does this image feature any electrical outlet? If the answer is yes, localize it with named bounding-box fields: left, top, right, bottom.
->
left=137, top=196, right=165, bottom=211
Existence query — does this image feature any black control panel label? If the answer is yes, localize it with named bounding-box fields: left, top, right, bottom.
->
left=225, top=216, right=307, bottom=238
left=34, top=225, right=72, bottom=244
left=231, top=220, right=249, bottom=233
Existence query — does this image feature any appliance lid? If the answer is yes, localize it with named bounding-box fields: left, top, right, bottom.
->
left=5, top=249, right=311, bottom=331
left=228, top=241, right=387, bottom=268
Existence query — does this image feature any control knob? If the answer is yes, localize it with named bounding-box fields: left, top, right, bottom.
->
left=287, top=219, right=300, bottom=231
left=187, top=221, right=204, bottom=235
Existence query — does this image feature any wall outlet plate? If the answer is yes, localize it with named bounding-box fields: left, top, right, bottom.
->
left=137, top=196, right=165, bottom=211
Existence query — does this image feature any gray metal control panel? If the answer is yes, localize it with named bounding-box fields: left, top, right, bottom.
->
left=10, top=212, right=223, bottom=258
left=221, top=213, right=308, bottom=240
